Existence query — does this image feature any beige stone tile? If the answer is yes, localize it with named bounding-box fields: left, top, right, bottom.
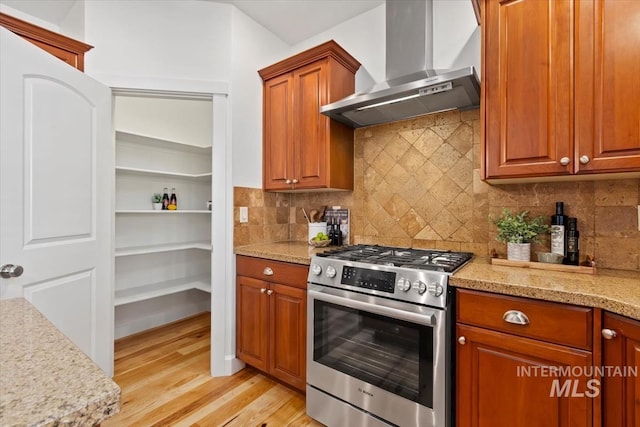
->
left=447, top=123, right=473, bottom=155
left=248, top=207, right=264, bottom=225
left=432, top=123, right=461, bottom=140
left=414, top=225, right=442, bottom=240
left=594, top=179, right=640, bottom=206
left=434, top=241, right=462, bottom=251
left=487, top=185, right=519, bottom=208
left=472, top=141, right=481, bottom=170
left=472, top=119, right=481, bottom=145
left=399, top=128, right=427, bottom=145
left=595, top=236, right=639, bottom=270
left=413, top=193, right=445, bottom=223
left=385, top=163, right=412, bottom=189
left=447, top=157, right=473, bottom=191
left=363, top=134, right=387, bottom=165
left=413, top=159, right=444, bottom=191
left=234, top=187, right=251, bottom=207
left=430, top=175, right=463, bottom=206
left=384, top=134, right=412, bottom=161
left=275, top=193, right=290, bottom=207
left=449, top=192, right=473, bottom=224
left=431, top=143, right=462, bottom=173
left=354, top=138, right=364, bottom=159
left=248, top=189, right=264, bottom=207
left=264, top=224, right=289, bottom=242
left=451, top=225, right=473, bottom=242
left=263, top=207, right=277, bottom=225
left=460, top=242, right=489, bottom=257
left=430, top=210, right=463, bottom=239
left=371, top=150, right=396, bottom=177
left=383, top=193, right=412, bottom=220
left=595, top=206, right=640, bottom=237
left=412, top=239, right=437, bottom=249
left=276, top=207, right=289, bottom=224
left=398, top=146, right=426, bottom=174
left=413, top=129, right=444, bottom=158
left=412, top=113, right=436, bottom=129
left=248, top=225, right=265, bottom=244
left=433, top=110, right=461, bottom=125
left=461, top=108, right=480, bottom=121
left=398, top=176, right=428, bottom=207
left=399, top=208, right=427, bottom=237
left=233, top=225, right=250, bottom=247
left=473, top=169, right=490, bottom=194
left=371, top=207, right=409, bottom=239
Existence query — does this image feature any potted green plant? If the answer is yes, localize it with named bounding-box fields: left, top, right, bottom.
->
left=151, top=193, right=163, bottom=210
left=491, top=209, right=549, bottom=261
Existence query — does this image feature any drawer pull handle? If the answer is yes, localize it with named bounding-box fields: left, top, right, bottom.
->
left=503, top=310, right=530, bottom=325
left=263, top=267, right=274, bottom=276
left=601, top=329, right=617, bottom=340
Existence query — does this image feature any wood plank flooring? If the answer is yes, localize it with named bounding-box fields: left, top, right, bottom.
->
left=103, top=313, right=324, bottom=427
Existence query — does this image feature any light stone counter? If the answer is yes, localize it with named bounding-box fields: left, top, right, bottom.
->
left=451, top=258, right=640, bottom=320
left=0, top=298, right=120, bottom=427
left=234, top=242, right=640, bottom=321
left=234, top=241, right=332, bottom=265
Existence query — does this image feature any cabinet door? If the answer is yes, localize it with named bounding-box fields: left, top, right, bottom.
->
left=457, top=323, right=593, bottom=427
left=293, top=60, right=327, bottom=189
left=263, top=73, right=294, bottom=191
left=269, top=283, right=306, bottom=391
left=236, top=275, right=269, bottom=371
left=483, top=0, right=573, bottom=179
left=575, top=0, right=640, bottom=173
left=602, top=313, right=640, bottom=427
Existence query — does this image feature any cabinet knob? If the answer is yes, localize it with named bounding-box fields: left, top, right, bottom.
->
left=260, top=288, right=267, bottom=293
left=458, top=336, right=466, bottom=345
left=285, top=179, right=292, bottom=184
left=601, top=328, right=618, bottom=340
left=263, top=267, right=274, bottom=276
left=503, top=310, right=530, bottom=325
left=266, top=289, right=273, bottom=296
left=292, top=178, right=299, bottom=184
left=579, top=155, right=590, bottom=165
left=559, top=157, right=571, bottom=166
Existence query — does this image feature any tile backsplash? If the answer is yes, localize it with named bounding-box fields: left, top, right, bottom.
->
left=234, top=109, right=640, bottom=271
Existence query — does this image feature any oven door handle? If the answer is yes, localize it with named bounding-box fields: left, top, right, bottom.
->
left=308, top=286, right=438, bottom=327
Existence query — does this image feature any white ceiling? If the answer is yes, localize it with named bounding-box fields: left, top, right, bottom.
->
left=1, top=0, right=384, bottom=45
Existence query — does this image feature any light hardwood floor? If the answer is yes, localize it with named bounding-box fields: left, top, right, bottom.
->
left=103, top=313, right=324, bottom=427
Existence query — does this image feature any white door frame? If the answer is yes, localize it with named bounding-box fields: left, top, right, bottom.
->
left=91, top=74, right=241, bottom=377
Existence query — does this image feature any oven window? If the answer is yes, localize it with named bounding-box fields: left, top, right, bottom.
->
left=313, top=299, right=433, bottom=407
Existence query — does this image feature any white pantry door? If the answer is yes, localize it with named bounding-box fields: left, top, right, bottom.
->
left=0, top=28, right=114, bottom=376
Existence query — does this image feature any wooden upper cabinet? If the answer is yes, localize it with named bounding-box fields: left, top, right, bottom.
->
left=483, top=0, right=640, bottom=180
left=259, top=41, right=360, bottom=191
left=575, top=0, right=640, bottom=173
left=0, top=12, right=92, bottom=72
left=483, top=0, right=573, bottom=179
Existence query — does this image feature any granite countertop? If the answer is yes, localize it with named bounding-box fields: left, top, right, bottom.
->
left=234, top=241, right=640, bottom=321
left=0, top=298, right=120, bottom=427
left=451, top=258, right=640, bottom=320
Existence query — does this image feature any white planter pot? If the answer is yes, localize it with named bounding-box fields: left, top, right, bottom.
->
left=507, top=242, right=531, bottom=261
left=152, top=203, right=162, bottom=210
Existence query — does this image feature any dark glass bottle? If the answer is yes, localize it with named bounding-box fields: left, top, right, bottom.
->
left=170, top=187, right=177, bottom=209
left=565, top=218, right=580, bottom=265
left=550, top=202, right=567, bottom=257
left=162, top=187, right=170, bottom=210
left=335, top=219, right=343, bottom=246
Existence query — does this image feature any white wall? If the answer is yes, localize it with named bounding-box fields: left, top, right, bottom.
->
left=84, top=0, right=231, bottom=81
left=229, top=7, right=289, bottom=189
left=433, top=0, right=480, bottom=75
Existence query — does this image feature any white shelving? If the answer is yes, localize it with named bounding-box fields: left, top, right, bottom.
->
left=114, top=95, right=213, bottom=308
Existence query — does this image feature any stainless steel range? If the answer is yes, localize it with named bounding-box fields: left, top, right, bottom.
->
left=306, top=245, right=473, bottom=427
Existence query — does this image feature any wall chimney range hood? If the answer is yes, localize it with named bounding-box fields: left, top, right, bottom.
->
left=321, top=0, right=480, bottom=128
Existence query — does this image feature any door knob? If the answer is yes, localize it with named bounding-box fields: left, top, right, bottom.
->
left=579, top=155, right=590, bottom=164
left=559, top=157, right=571, bottom=166
left=1, top=264, right=24, bottom=279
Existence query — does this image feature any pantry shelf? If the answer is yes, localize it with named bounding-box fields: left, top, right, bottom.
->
left=116, top=130, right=212, bottom=153
left=114, top=275, right=211, bottom=306
left=115, top=241, right=212, bottom=257
left=115, top=209, right=211, bottom=214
left=116, top=166, right=212, bottom=180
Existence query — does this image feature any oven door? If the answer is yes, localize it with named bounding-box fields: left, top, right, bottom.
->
left=307, top=283, right=448, bottom=427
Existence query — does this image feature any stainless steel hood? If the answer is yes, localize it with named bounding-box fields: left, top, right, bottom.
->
left=321, top=0, right=480, bottom=128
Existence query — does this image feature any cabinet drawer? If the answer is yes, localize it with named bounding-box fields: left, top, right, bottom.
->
left=236, top=256, right=308, bottom=289
left=456, top=289, right=593, bottom=350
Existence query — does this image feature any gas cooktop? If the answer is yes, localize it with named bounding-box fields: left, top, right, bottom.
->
left=317, top=244, right=473, bottom=274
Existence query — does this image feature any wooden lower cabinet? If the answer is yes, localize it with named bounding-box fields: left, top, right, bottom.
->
left=236, top=256, right=307, bottom=391
left=602, top=312, right=640, bottom=427
left=456, top=289, right=595, bottom=426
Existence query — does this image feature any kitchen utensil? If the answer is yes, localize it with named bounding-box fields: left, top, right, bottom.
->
left=302, top=208, right=311, bottom=223
left=309, top=209, right=319, bottom=222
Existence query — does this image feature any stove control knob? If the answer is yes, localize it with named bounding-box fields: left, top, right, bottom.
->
left=325, top=266, right=337, bottom=278
left=397, top=277, right=411, bottom=292
left=413, top=280, right=427, bottom=295
left=428, top=283, right=444, bottom=297
left=311, top=264, right=322, bottom=276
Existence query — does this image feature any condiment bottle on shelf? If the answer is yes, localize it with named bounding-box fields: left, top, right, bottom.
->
left=162, top=187, right=170, bottom=210
left=169, top=188, right=177, bottom=210
left=565, top=218, right=580, bottom=265
left=550, top=201, right=567, bottom=257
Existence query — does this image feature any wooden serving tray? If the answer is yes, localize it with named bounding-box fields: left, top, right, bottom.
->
left=490, top=258, right=596, bottom=275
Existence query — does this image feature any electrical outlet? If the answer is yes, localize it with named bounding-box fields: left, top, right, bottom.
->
left=239, top=206, right=248, bottom=223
